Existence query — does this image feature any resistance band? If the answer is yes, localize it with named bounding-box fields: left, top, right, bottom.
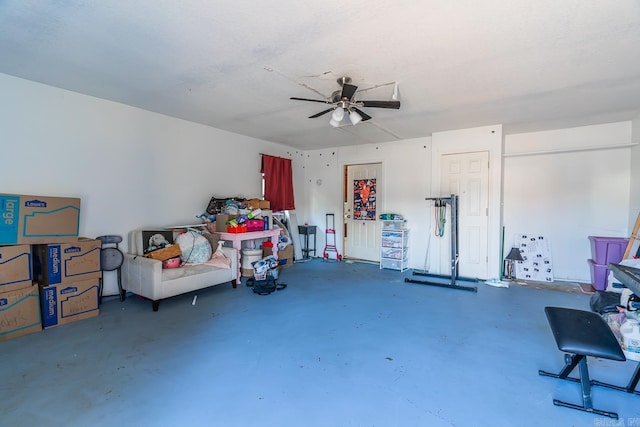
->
left=434, top=200, right=446, bottom=237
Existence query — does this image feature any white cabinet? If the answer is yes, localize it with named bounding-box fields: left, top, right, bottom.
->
left=380, top=221, right=409, bottom=271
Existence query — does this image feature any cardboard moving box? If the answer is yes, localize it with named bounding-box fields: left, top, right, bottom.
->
left=246, top=199, right=271, bottom=210
left=277, top=245, right=294, bottom=269
left=144, top=244, right=181, bottom=261
left=34, top=239, right=102, bottom=285
left=214, top=214, right=238, bottom=232
left=0, top=284, right=41, bottom=342
left=0, top=193, right=81, bottom=245
left=40, top=278, right=100, bottom=329
left=0, top=244, right=33, bottom=293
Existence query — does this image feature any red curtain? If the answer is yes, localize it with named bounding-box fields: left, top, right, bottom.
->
left=261, top=154, right=295, bottom=212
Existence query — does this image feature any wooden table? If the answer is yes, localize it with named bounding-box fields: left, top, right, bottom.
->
left=212, top=228, right=281, bottom=285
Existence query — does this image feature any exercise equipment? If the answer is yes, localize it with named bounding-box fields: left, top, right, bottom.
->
left=538, top=307, right=631, bottom=419
left=405, top=194, right=478, bottom=292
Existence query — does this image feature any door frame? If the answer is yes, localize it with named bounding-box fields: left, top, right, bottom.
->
left=438, top=150, right=490, bottom=279
left=342, top=161, right=385, bottom=262
left=430, top=127, right=502, bottom=280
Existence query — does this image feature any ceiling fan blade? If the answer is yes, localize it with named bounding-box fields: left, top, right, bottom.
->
left=290, top=97, right=332, bottom=105
left=352, top=107, right=372, bottom=122
left=341, top=83, right=358, bottom=101
left=359, top=100, right=401, bottom=109
left=309, top=108, right=334, bottom=119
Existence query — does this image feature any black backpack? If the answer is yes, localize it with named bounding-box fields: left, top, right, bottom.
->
left=246, top=275, right=287, bottom=295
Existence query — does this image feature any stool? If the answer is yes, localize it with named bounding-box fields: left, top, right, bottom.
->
left=538, top=306, right=626, bottom=419
left=97, top=235, right=125, bottom=303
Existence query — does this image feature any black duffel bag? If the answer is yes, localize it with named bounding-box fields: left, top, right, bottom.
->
left=246, top=275, right=287, bottom=295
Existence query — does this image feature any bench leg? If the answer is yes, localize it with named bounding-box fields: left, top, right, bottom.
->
left=539, top=354, right=619, bottom=419
left=539, top=353, right=582, bottom=381
left=591, top=361, right=640, bottom=396
left=541, top=356, right=640, bottom=397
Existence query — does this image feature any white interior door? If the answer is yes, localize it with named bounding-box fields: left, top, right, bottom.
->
left=440, top=152, right=489, bottom=279
left=345, top=163, right=382, bottom=261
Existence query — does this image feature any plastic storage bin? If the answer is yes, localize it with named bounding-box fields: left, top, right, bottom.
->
left=381, top=231, right=408, bottom=248
left=381, top=256, right=409, bottom=271
left=381, top=220, right=407, bottom=230
left=588, top=259, right=609, bottom=291
left=381, top=247, right=405, bottom=259
left=588, top=236, right=628, bottom=265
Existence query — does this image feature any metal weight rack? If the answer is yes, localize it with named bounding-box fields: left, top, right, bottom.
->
left=405, top=194, right=478, bottom=292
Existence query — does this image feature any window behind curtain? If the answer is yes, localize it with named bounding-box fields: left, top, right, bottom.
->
left=261, top=154, right=295, bottom=212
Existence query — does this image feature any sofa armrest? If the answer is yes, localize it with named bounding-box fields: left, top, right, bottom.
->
left=121, top=253, right=163, bottom=298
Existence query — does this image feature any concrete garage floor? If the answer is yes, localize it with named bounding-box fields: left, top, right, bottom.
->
left=1, top=260, right=639, bottom=427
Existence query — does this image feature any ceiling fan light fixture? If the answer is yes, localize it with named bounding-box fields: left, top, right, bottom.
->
left=331, top=107, right=345, bottom=121
left=349, top=110, right=362, bottom=125
left=329, top=117, right=341, bottom=127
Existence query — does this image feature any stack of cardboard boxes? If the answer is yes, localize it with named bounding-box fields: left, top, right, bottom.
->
left=0, top=193, right=101, bottom=342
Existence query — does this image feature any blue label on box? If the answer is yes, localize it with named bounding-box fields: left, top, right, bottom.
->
left=0, top=298, right=7, bottom=307
left=60, top=286, right=78, bottom=294
left=42, top=287, right=58, bottom=328
left=24, top=199, right=47, bottom=208
left=0, top=195, right=20, bottom=245
left=47, top=245, right=62, bottom=284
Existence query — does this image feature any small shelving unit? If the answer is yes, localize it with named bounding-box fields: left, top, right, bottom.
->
left=380, top=220, right=409, bottom=271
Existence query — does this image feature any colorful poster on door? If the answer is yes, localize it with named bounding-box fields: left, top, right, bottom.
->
left=353, top=179, right=376, bottom=220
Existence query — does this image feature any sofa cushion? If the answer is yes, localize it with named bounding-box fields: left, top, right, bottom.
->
left=161, top=262, right=223, bottom=280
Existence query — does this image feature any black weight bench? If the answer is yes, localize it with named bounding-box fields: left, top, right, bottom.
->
left=538, top=306, right=628, bottom=419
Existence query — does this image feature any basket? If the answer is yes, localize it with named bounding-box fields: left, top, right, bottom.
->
left=226, top=225, right=247, bottom=233
left=254, top=271, right=268, bottom=281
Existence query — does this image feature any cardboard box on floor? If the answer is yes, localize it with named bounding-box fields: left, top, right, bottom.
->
left=0, top=283, right=42, bottom=342
left=0, top=244, right=33, bottom=293
left=33, top=238, right=102, bottom=286
left=263, top=244, right=294, bottom=269
left=40, top=278, right=100, bottom=329
left=0, top=193, right=81, bottom=245
left=278, top=245, right=294, bottom=269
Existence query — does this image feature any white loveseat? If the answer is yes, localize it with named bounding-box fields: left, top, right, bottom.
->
left=121, top=229, right=238, bottom=311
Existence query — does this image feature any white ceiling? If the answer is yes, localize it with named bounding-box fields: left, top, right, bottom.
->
left=2, top=1, right=640, bottom=150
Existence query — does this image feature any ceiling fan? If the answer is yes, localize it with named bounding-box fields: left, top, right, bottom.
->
left=290, top=77, right=400, bottom=126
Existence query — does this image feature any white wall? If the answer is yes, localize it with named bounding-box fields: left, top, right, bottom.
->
left=4, top=73, right=637, bottom=290
left=504, top=122, right=633, bottom=282
left=0, top=73, right=298, bottom=294
left=301, top=139, right=432, bottom=269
